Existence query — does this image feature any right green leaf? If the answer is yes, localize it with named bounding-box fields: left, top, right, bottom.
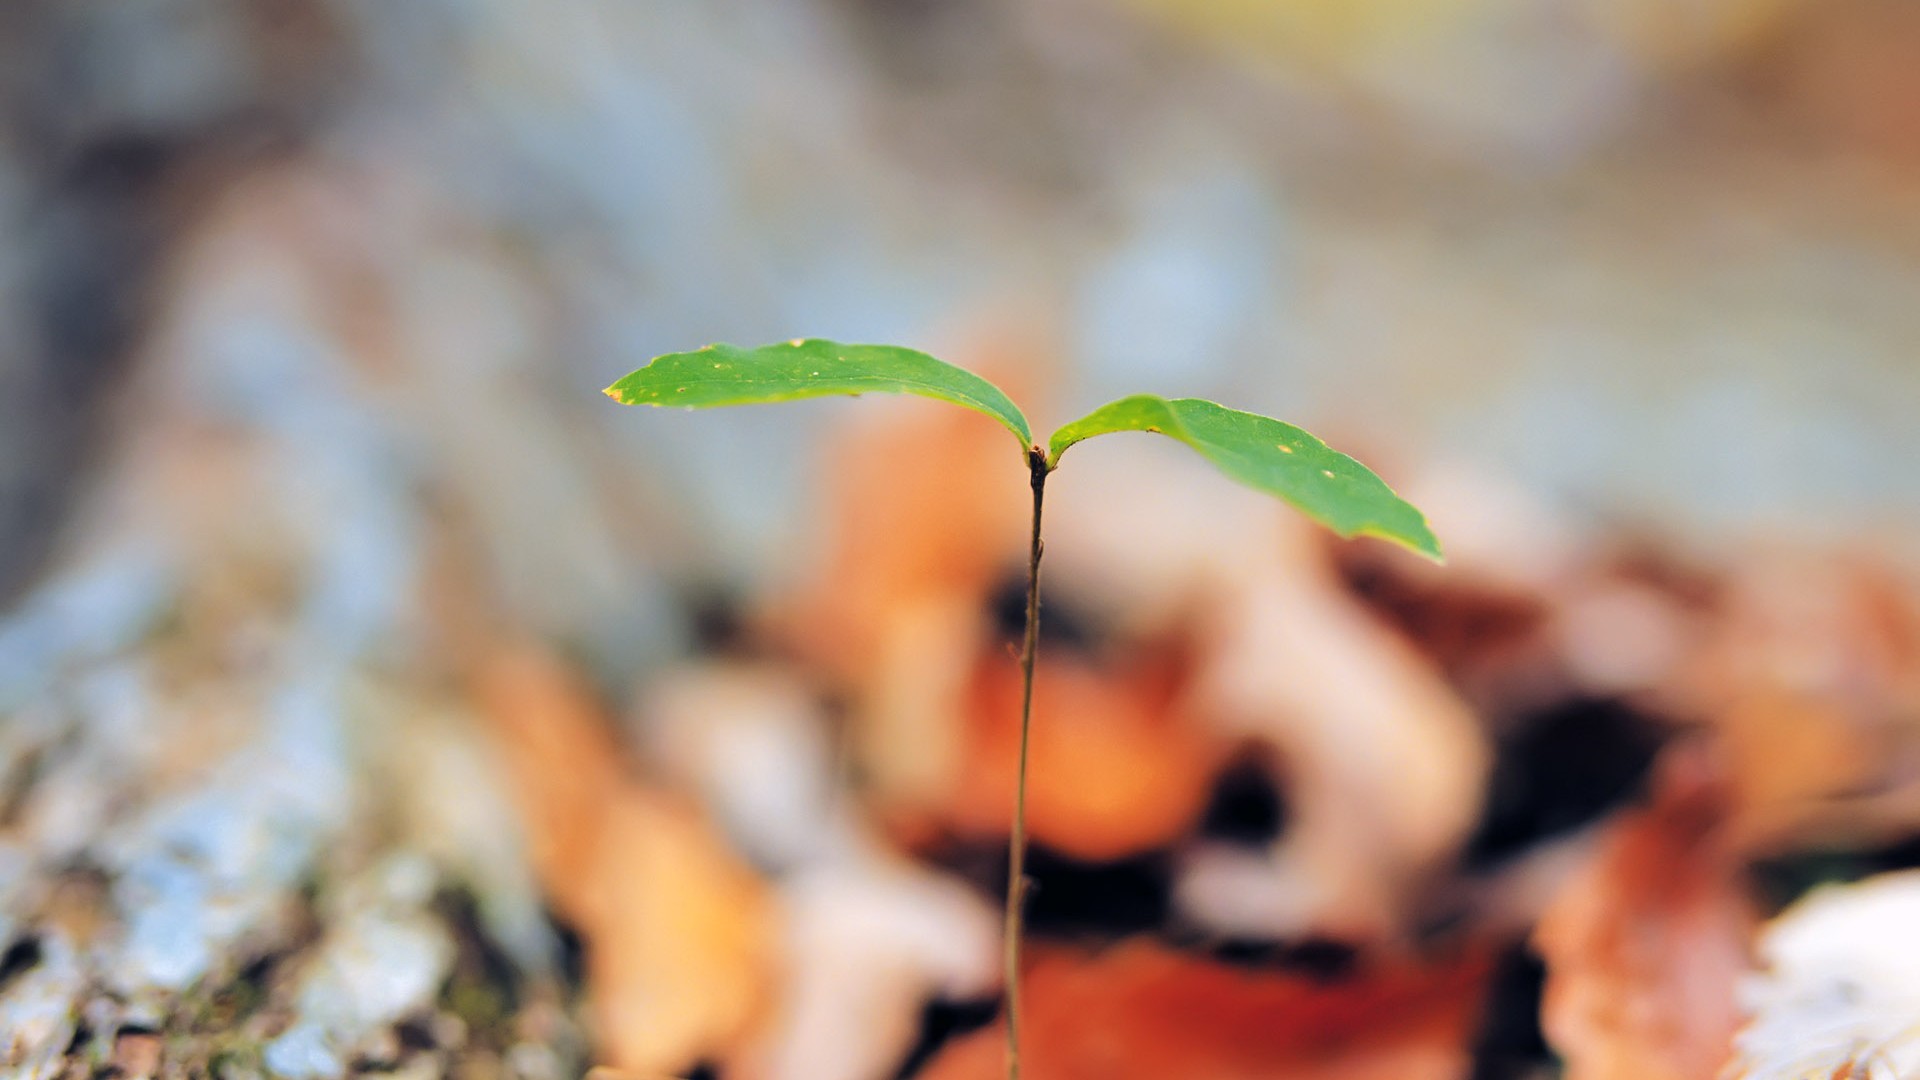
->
left=1047, top=395, right=1442, bottom=561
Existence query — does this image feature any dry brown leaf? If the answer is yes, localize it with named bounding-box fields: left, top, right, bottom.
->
left=637, top=660, right=1003, bottom=1080
left=640, top=660, right=838, bottom=870
left=764, top=369, right=1031, bottom=835
left=772, top=381, right=1229, bottom=861
left=947, top=649, right=1219, bottom=861
left=1715, top=689, right=1884, bottom=851
left=1682, top=550, right=1920, bottom=853
left=740, top=849, right=999, bottom=1080
left=1535, top=746, right=1756, bottom=1080
left=474, top=644, right=776, bottom=1074
left=1688, top=549, right=1920, bottom=718
left=918, top=441, right=1494, bottom=938
left=581, top=792, right=776, bottom=1074
left=919, top=940, right=1491, bottom=1080
left=1178, top=512, right=1490, bottom=942
left=472, top=645, right=631, bottom=921
left=776, top=389, right=1027, bottom=684
left=1761, top=0, right=1920, bottom=174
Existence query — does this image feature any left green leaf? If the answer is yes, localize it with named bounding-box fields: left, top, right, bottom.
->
left=604, top=339, right=1033, bottom=450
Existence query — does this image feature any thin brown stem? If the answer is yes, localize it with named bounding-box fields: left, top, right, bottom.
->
left=1005, top=445, right=1049, bottom=1080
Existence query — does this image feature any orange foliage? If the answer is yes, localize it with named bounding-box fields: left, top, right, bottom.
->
left=949, top=649, right=1221, bottom=861
left=474, top=646, right=776, bottom=1074
left=1535, top=747, right=1755, bottom=1080
left=773, top=378, right=1231, bottom=862
left=781, top=395, right=1028, bottom=680
left=920, top=941, right=1492, bottom=1080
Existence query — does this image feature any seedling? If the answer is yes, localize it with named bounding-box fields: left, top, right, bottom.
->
left=606, top=339, right=1441, bottom=1078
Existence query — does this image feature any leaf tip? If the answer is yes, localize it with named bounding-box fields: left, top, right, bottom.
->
left=1403, top=531, right=1447, bottom=565
left=602, top=383, right=628, bottom=404
left=1352, top=521, right=1444, bottom=565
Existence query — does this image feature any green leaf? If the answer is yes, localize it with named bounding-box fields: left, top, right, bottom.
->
left=1047, top=395, right=1442, bottom=561
left=604, top=338, right=1032, bottom=449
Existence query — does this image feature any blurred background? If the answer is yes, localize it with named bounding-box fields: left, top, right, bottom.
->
left=1, top=1, right=1918, bottom=1078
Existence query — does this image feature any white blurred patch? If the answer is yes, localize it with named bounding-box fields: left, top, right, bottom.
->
left=1731, top=870, right=1920, bottom=1079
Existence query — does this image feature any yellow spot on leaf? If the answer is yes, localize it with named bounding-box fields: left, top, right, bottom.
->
left=1276, top=444, right=1294, bottom=454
